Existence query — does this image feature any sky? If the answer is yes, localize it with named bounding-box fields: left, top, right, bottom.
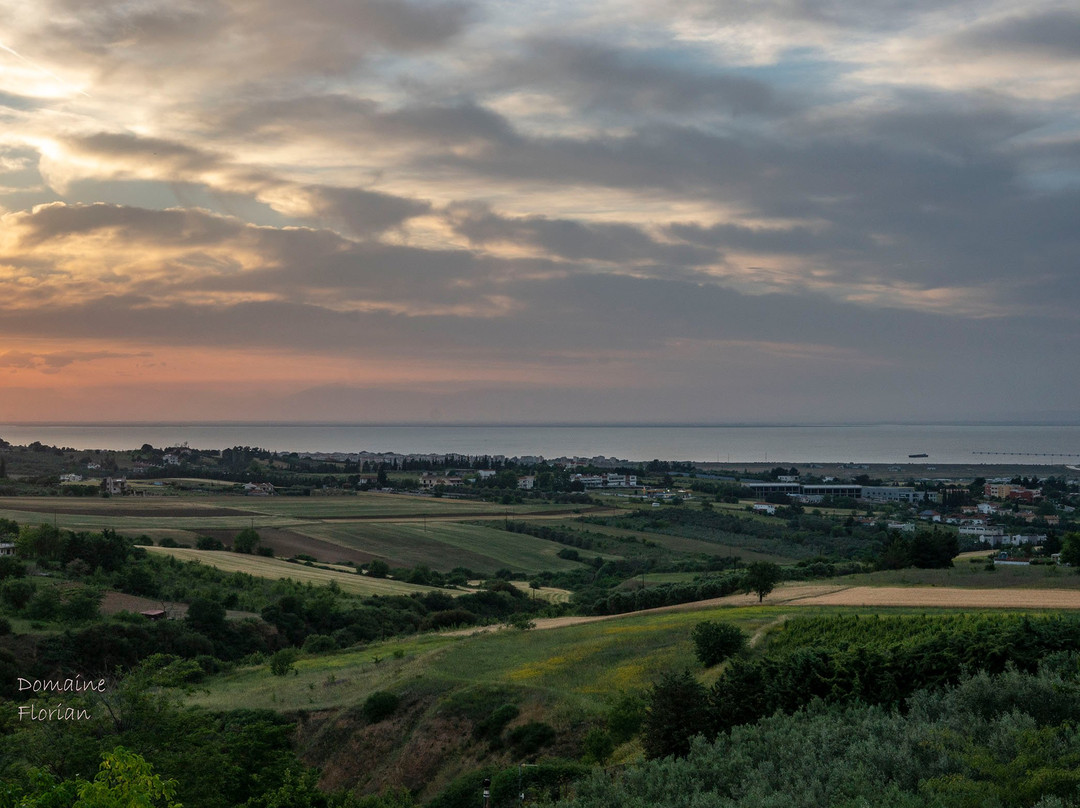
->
left=0, top=0, right=1077, bottom=425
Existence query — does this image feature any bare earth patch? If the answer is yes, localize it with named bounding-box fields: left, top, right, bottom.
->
left=796, top=586, right=1080, bottom=609
left=447, top=582, right=1080, bottom=638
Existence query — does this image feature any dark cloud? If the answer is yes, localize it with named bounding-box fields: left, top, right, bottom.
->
left=447, top=203, right=719, bottom=266
left=14, top=202, right=247, bottom=247
left=218, top=95, right=519, bottom=151
left=955, top=9, right=1080, bottom=59
left=66, top=132, right=222, bottom=173
left=488, top=37, right=787, bottom=117
left=302, top=185, right=431, bottom=236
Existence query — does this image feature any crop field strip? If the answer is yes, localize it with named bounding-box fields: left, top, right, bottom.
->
left=144, top=545, right=447, bottom=596
left=527, top=519, right=797, bottom=563
left=293, top=520, right=597, bottom=573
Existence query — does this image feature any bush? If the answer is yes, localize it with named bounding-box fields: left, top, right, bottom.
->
left=0, top=578, right=34, bottom=611
left=582, top=728, right=615, bottom=764
left=303, top=634, right=337, bottom=653
left=0, top=555, right=26, bottom=581
left=363, top=690, right=400, bottom=723
left=607, top=690, right=647, bottom=744
left=269, top=648, right=299, bottom=676
left=692, top=621, right=747, bottom=667
left=508, top=721, right=556, bottom=755
left=474, top=704, right=519, bottom=741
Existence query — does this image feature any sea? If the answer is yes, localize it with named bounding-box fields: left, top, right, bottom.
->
left=1, top=423, right=1079, bottom=465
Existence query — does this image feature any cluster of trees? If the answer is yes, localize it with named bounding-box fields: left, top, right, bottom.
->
left=570, top=668, right=1080, bottom=808
left=877, top=529, right=959, bottom=569
left=643, top=613, right=1080, bottom=759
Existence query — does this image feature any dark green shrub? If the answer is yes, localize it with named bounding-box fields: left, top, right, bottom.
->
left=363, top=690, right=400, bottom=723
left=269, top=648, right=299, bottom=676
left=582, top=728, right=615, bottom=763
left=302, top=634, right=337, bottom=653
left=507, top=721, right=556, bottom=755
left=0, top=578, right=34, bottom=610
left=643, top=670, right=711, bottom=759
left=474, top=704, right=519, bottom=740
left=692, top=620, right=747, bottom=667
left=607, top=690, right=647, bottom=744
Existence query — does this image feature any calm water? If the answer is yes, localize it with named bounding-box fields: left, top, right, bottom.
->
left=1, top=423, right=1079, bottom=464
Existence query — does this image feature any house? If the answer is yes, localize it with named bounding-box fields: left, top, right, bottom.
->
left=243, top=482, right=276, bottom=496
left=101, top=477, right=128, bottom=496
left=752, top=503, right=777, bottom=515
left=959, top=525, right=1005, bottom=545
left=517, top=475, right=535, bottom=490
left=0, top=542, right=16, bottom=557
left=59, top=474, right=84, bottom=483
left=419, top=473, right=462, bottom=489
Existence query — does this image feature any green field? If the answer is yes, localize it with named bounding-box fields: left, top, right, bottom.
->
left=185, top=603, right=783, bottom=714
left=0, top=493, right=611, bottom=574
left=294, top=521, right=599, bottom=574
left=843, top=561, right=1080, bottom=589
left=526, top=519, right=798, bottom=564
left=143, top=546, right=446, bottom=595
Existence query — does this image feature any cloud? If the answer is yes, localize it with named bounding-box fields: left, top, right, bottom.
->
left=0, top=348, right=149, bottom=372
left=954, top=9, right=1080, bottom=59
left=479, top=37, right=789, bottom=119
left=446, top=203, right=719, bottom=266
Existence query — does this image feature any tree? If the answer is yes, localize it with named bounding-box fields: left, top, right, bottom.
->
left=75, top=747, right=181, bottom=808
left=13, top=747, right=181, bottom=808
left=367, top=560, right=390, bottom=578
left=692, top=621, right=747, bottom=667
left=743, top=561, right=781, bottom=603
left=233, top=527, right=260, bottom=554
left=1061, top=533, right=1080, bottom=567
left=185, top=597, right=227, bottom=636
left=642, top=670, right=712, bottom=759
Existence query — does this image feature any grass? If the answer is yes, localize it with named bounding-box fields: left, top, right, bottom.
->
left=184, top=603, right=781, bottom=714
left=143, top=546, right=447, bottom=595
left=839, top=563, right=1080, bottom=590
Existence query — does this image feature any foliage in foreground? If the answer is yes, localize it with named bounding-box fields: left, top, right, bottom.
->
left=659, top=612, right=1080, bottom=753
left=559, top=668, right=1080, bottom=808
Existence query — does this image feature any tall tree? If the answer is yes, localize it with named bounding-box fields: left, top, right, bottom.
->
left=743, top=561, right=781, bottom=603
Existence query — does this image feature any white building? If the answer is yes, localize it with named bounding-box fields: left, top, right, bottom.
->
left=861, top=486, right=921, bottom=503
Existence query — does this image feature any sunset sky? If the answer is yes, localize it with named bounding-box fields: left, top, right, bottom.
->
left=0, top=0, right=1077, bottom=424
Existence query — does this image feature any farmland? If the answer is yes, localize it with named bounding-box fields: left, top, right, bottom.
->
left=143, top=546, right=446, bottom=596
